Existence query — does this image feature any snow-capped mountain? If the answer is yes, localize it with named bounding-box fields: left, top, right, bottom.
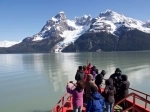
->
left=89, top=10, right=150, bottom=35
left=143, top=20, right=150, bottom=28
left=3, top=10, right=150, bottom=51
left=22, top=10, right=150, bottom=52
left=0, top=40, right=21, bottom=47
left=23, top=11, right=92, bottom=52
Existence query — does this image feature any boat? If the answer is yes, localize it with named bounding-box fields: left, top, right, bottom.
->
left=51, top=70, right=150, bottom=112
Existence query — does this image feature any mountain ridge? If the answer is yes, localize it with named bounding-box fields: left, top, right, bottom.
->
left=1, top=10, right=150, bottom=53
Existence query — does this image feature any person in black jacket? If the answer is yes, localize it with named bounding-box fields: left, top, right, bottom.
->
left=109, top=68, right=122, bottom=103
left=90, top=66, right=98, bottom=79
left=95, top=70, right=106, bottom=93
left=103, top=78, right=116, bottom=112
left=119, top=74, right=130, bottom=110
left=75, top=66, right=86, bottom=82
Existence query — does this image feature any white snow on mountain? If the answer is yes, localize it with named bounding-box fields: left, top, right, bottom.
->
left=6, top=10, right=149, bottom=52
left=28, top=13, right=92, bottom=52
left=28, top=10, right=150, bottom=52
left=51, top=17, right=58, bottom=22
left=90, top=10, right=150, bottom=34
left=143, top=20, right=150, bottom=28
left=55, top=20, right=91, bottom=52
left=31, top=34, right=44, bottom=41
left=0, top=40, right=21, bottom=47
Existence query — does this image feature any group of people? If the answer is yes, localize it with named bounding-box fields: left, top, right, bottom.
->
left=66, top=63, right=130, bottom=112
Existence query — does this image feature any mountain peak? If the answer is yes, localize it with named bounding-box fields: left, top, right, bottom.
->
left=54, top=11, right=66, bottom=21
left=99, top=9, right=120, bottom=17
left=105, top=9, right=116, bottom=13
left=75, top=15, right=92, bottom=25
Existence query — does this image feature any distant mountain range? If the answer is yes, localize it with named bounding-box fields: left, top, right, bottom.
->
left=0, top=40, right=21, bottom=47
left=0, top=10, right=150, bottom=53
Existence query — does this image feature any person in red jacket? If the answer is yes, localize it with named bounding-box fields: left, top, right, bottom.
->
left=87, top=63, right=92, bottom=74
left=83, top=65, right=89, bottom=82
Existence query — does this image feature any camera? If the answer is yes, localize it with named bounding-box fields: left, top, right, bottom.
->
left=69, top=81, right=73, bottom=83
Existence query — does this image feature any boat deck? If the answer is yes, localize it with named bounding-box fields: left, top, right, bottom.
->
left=52, top=86, right=150, bottom=112
left=59, top=95, right=123, bottom=112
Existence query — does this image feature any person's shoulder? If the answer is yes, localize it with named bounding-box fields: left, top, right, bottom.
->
left=100, top=74, right=103, bottom=77
left=110, top=73, right=115, bottom=77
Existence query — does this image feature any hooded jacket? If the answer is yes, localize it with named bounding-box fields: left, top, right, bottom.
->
left=86, top=92, right=105, bottom=112
left=85, top=74, right=97, bottom=99
left=104, top=79, right=116, bottom=103
left=75, top=69, right=86, bottom=81
left=66, top=84, right=84, bottom=107
left=109, top=72, right=122, bottom=90
left=119, top=75, right=130, bottom=97
left=95, top=74, right=103, bottom=86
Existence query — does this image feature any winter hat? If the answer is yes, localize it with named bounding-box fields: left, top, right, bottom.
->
left=115, top=68, right=121, bottom=73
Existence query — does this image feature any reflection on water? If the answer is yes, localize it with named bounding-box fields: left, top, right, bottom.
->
left=0, top=51, right=150, bottom=112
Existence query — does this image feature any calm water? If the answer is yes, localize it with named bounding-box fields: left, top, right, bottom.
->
left=0, top=51, right=150, bottom=112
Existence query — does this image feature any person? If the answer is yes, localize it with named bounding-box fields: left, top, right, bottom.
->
left=75, top=66, right=86, bottom=82
left=109, top=68, right=122, bottom=102
left=103, top=78, right=116, bottom=112
left=66, top=81, right=85, bottom=112
left=85, top=74, right=98, bottom=100
left=95, top=70, right=106, bottom=93
left=83, top=65, right=89, bottom=82
left=90, top=66, right=98, bottom=79
left=87, top=63, right=92, bottom=70
left=109, top=68, right=122, bottom=85
left=86, top=85, right=105, bottom=112
left=119, top=74, right=130, bottom=110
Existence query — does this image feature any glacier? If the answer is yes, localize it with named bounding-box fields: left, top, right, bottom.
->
left=1, top=10, right=150, bottom=51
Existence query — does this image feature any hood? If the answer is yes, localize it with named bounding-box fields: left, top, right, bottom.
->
left=122, top=74, right=128, bottom=81
left=115, top=68, right=121, bottom=73
left=91, top=92, right=102, bottom=100
left=101, top=70, right=106, bottom=76
left=105, top=78, right=113, bottom=85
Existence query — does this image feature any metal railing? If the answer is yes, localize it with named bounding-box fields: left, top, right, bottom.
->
left=103, top=78, right=150, bottom=111
left=129, top=87, right=150, bottom=109
left=51, top=81, right=150, bottom=112
left=113, top=91, right=150, bottom=112
left=51, top=86, right=74, bottom=112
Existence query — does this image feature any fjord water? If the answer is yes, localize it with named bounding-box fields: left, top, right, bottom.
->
left=0, top=51, right=150, bottom=112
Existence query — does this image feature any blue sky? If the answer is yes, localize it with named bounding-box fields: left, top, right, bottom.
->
left=0, top=0, right=150, bottom=41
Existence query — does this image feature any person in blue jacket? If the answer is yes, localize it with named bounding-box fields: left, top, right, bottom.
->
left=86, top=85, right=105, bottom=112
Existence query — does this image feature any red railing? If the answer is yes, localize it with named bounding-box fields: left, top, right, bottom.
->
left=51, top=86, right=74, bottom=112
left=51, top=81, right=150, bottom=112
left=113, top=91, right=150, bottom=112
left=103, top=78, right=150, bottom=111
left=129, top=87, right=150, bottom=109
